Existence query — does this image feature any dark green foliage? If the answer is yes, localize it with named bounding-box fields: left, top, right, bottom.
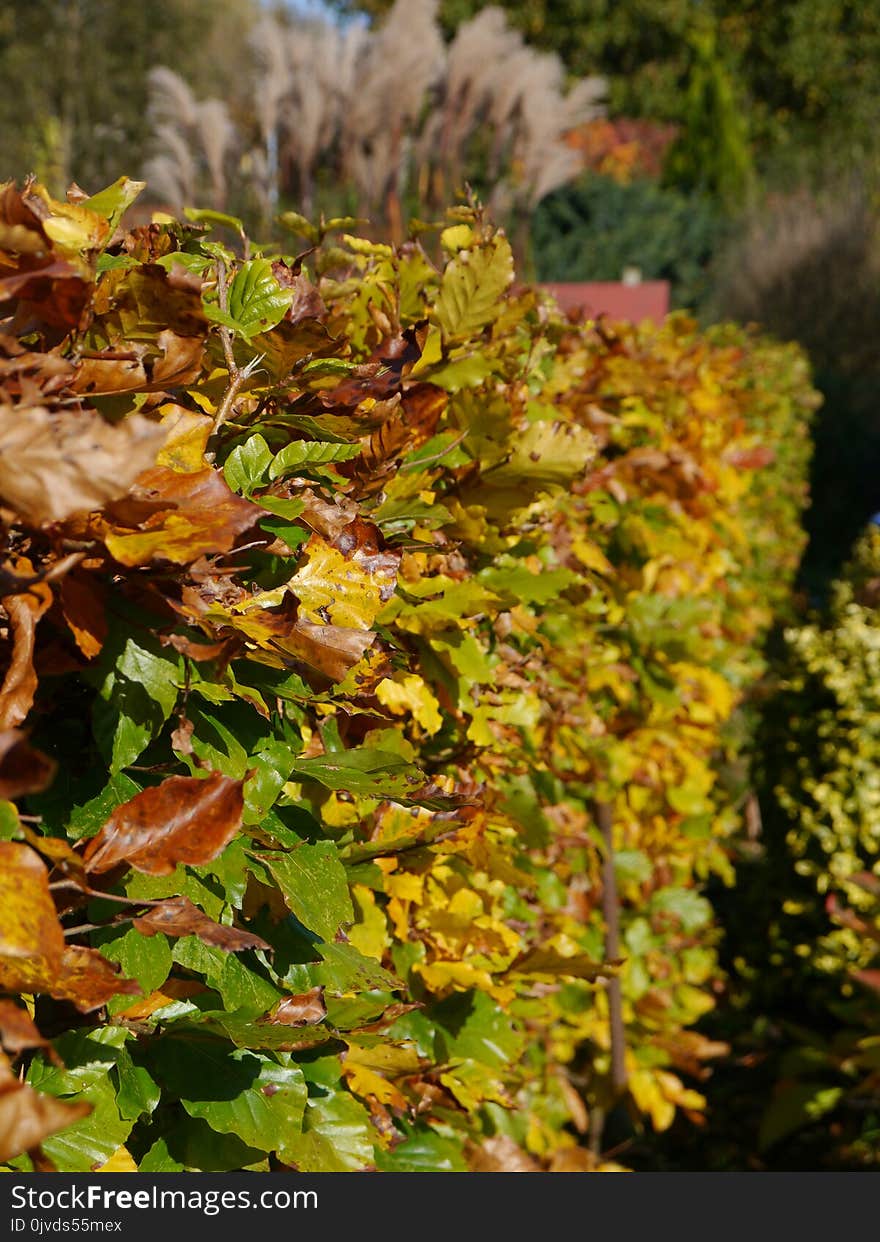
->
left=531, top=173, right=724, bottom=310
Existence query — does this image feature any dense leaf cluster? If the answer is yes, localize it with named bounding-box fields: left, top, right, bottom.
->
left=0, top=178, right=815, bottom=1171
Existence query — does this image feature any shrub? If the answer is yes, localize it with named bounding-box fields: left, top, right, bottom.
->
left=0, top=177, right=815, bottom=1172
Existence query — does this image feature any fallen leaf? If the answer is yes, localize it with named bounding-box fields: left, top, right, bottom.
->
left=0, top=999, right=48, bottom=1054
left=53, top=945, right=140, bottom=1013
left=0, top=404, right=166, bottom=525
left=0, top=730, right=56, bottom=799
left=0, top=1074, right=91, bottom=1163
left=266, top=988, right=327, bottom=1027
left=0, top=570, right=52, bottom=729
left=103, top=466, right=262, bottom=566
left=132, top=895, right=270, bottom=952
left=84, top=771, right=245, bottom=876
left=59, top=574, right=107, bottom=659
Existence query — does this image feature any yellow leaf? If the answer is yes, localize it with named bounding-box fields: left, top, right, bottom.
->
left=347, top=885, right=390, bottom=961
left=95, top=1147, right=138, bottom=1173
left=156, top=404, right=212, bottom=473
left=376, top=674, right=442, bottom=735
left=288, top=535, right=389, bottom=631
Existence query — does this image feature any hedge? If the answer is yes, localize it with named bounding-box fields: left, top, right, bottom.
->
left=0, top=177, right=817, bottom=1172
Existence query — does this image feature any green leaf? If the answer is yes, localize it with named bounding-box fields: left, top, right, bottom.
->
left=434, top=234, right=514, bottom=343
left=84, top=176, right=146, bottom=232
left=477, top=564, right=580, bottom=605
left=168, top=1009, right=334, bottom=1052
left=172, top=937, right=283, bottom=1015
left=223, top=434, right=272, bottom=495
left=115, top=1047, right=161, bottom=1122
left=225, top=257, right=292, bottom=338
left=376, top=1126, right=467, bottom=1171
left=95, top=638, right=181, bottom=773
left=650, top=887, right=713, bottom=933
left=149, top=1041, right=307, bottom=1154
left=288, top=748, right=426, bottom=799
left=255, top=842, right=354, bottom=941
left=184, top=207, right=245, bottom=235
left=278, top=211, right=319, bottom=245
left=278, top=1090, right=373, bottom=1171
left=92, top=926, right=172, bottom=1009
left=311, top=941, right=403, bottom=995
left=435, top=990, right=524, bottom=1069
left=243, top=739, right=299, bottom=824
left=142, top=1120, right=268, bottom=1172
left=268, top=440, right=362, bottom=481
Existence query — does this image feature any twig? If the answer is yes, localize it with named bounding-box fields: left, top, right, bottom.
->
left=596, top=799, right=628, bottom=1096
left=63, top=916, right=136, bottom=938
left=211, top=257, right=264, bottom=430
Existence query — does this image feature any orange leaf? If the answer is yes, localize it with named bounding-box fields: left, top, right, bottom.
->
left=132, top=895, right=270, bottom=952
left=84, top=770, right=245, bottom=876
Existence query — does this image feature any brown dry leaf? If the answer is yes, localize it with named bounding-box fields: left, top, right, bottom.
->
left=161, top=633, right=235, bottom=662
left=0, top=567, right=52, bottom=729
left=72, top=330, right=204, bottom=396
left=277, top=618, right=376, bottom=683
left=0, top=841, right=65, bottom=995
left=0, top=999, right=49, bottom=1054
left=266, top=987, right=327, bottom=1027
left=103, top=466, right=262, bottom=567
left=0, top=404, right=166, bottom=525
left=468, top=1135, right=541, bottom=1172
left=0, top=729, right=56, bottom=799
left=132, top=895, right=270, bottom=952
left=59, top=573, right=107, bottom=659
left=0, top=1073, right=91, bottom=1163
left=52, top=945, right=140, bottom=1013
left=83, top=770, right=245, bottom=876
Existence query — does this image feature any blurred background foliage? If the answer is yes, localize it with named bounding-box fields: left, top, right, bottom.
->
left=4, top=0, right=880, bottom=1170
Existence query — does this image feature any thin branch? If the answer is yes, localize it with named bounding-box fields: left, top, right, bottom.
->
left=596, top=799, right=627, bottom=1096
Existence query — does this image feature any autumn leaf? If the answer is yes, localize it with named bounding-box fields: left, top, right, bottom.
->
left=0, top=576, right=52, bottom=729
left=133, top=896, right=270, bottom=952
left=0, top=1073, right=91, bottom=1164
left=0, top=729, right=56, bottom=799
left=0, top=405, right=166, bottom=526
left=0, top=999, right=49, bottom=1055
left=103, top=466, right=262, bottom=566
left=0, top=841, right=65, bottom=996
left=84, top=771, right=245, bottom=876
left=53, top=945, right=141, bottom=1012
left=265, top=989, right=327, bottom=1027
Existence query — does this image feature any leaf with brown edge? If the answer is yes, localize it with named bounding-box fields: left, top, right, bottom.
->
left=0, top=999, right=49, bottom=1055
left=0, top=405, right=166, bottom=526
left=0, top=567, right=52, bottom=729
left=0, top=730, right=56, bottom=799
left=59, top=574, right=107, bottom=660
left=83, top=771, right=245, bottom=876
left=52, top=945, right=140, bottom=1013
left=0, top=1073, right=91, bottom=1163
left=265, top=988, right=327, bottom=1027
left=132, top=895, right=270, bottom=952
left=103, top=466, right=262, bottom=567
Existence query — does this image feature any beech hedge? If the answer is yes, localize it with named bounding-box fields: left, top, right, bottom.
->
left=0, top=178, right=817, bottom=1172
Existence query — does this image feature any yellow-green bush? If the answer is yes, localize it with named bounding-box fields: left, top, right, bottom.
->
left=0, top=179, right=815, bottom=1171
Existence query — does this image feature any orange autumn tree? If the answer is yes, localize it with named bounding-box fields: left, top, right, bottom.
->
left=0, top=177, right=815, bottom=1171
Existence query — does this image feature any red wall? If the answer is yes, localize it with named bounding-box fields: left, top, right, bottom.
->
left=538, top=281, right=670, bottom=322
